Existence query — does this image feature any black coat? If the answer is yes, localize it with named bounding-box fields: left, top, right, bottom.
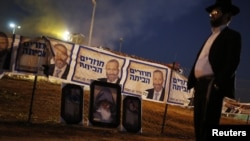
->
left=48, top=64, right=70, bottom=79
left=146, top=88, right=165, bottom=101
left=98, top=78, right=121, bottom=84
left=187, top=27, right=241, bottom=98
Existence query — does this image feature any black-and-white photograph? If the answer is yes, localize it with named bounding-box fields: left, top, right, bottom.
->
left=89, top=80, right=121, bottom=128
left=122, top=95, right=141, bottom=133
left=61, top=84, right=83, bottom=124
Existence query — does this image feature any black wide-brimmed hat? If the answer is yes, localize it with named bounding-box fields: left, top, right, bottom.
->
left=206, top=0, right=240, bottom=16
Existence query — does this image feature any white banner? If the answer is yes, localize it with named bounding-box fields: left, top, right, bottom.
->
left=71, top=45, right=126, bottom=86
left=45, top=36, right=75, bottom=80
left=167, top=71, right=194, bottom=106
left=3, top=32, right=199, bottom=106
left=122, top=58, right=170, bottom=103
left=14, top=36, right=51, bottom=75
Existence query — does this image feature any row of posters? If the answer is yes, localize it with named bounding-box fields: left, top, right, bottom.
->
left=0, top=32, right=194, bottom=106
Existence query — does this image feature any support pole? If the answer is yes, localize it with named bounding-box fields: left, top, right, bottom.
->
left=88, top=0, right=97, bottom=47
left=161, top=62, right=175, bottom=134
left=28, top=75, right=37, bottom=123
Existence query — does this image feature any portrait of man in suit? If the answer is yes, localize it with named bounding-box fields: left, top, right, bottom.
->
left=0, top=31, right=10, bottom=70
left=146, top=69, right=165, bottom=101
left=48, top=43, right=70, bottom=79
left=98, top=59, right=121, bottom=84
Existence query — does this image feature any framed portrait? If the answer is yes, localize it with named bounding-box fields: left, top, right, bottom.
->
left=88, top=80, right=121, bottom=128
left=122, top=94, right=142, bottom=133
left=61, top=83, right=83, bottom=124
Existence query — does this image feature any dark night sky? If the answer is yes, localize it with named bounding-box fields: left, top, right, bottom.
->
left=0, top=0, right=249, bottom=102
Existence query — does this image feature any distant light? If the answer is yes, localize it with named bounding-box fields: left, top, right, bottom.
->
left=9, top=23, right=15, bottom=28
left=9, top=22, right=21, bottom=34
left=63, top=31, right=71, bottom=41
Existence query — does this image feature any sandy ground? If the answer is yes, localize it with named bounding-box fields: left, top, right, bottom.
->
left=0, top=75, right=248, bottom=140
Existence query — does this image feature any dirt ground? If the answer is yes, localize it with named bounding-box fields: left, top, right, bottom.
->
left=0, top=74, right=248, bottom=141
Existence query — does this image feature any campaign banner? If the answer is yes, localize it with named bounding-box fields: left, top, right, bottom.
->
left=0, top=32, right=14, bottom=72
left=14, top=36, right=51, bottom=74
left=45, top=37, right=74, bottom=80
left=123, top=58, right=170, bottom=103
left=167, top=71, right=194, bottom=106
left=2, top=32, right=196, bottom=107
left=71, top=46, right=126, bottom=85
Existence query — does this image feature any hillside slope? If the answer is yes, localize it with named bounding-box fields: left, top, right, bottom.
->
left=0, top=75, right=247, bottom=141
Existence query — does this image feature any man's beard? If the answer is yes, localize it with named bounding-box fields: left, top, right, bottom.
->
left=107, top=74, right=117, bottom=82
left=55, top=59, right=66, bottom=69
left=210, top=17, right=224, bottom=27
left=97, top=106, right=111, bottom=121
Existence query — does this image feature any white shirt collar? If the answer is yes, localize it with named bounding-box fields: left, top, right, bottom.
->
left=54, top=65, right=67, bottom=77
left=154, top=89, right=163, bottom=95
